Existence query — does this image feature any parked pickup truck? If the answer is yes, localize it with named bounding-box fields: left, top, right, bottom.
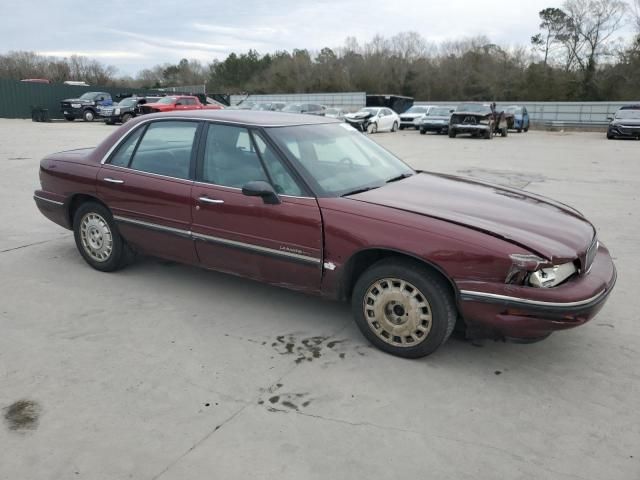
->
left=139, top=95, right=222, bottom=114
left=61, top=92, right=113, bottom=122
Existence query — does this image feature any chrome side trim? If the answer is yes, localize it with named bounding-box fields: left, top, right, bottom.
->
left=33, top=194, right=64, bottom=206
left=113, top=214, right=321, bottom=265
left=459, top=289, right=606, bottom=308
left=113, top=215, right=192, bottom=238
left=192, top=232, right=321, bottom=265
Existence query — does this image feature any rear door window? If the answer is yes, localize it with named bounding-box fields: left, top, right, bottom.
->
left=128, top=121, right=198, bottom=179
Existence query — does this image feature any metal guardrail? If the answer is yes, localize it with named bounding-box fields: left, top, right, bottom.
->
left=230, top=92, right=366, bottom=110
left=416, top=100, right=640, bottom=129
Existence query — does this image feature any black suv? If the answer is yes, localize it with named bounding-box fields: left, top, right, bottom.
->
left=61, top=92, right=112, bottom=122
left=100, top=96, right=161, bottom=125
left=607, top=105, right=640, bottom=140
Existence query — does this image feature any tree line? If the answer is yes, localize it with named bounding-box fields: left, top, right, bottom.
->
left=1, top=0, right=639, bottom=101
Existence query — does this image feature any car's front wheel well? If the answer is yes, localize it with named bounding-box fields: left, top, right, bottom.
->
left=67, top=194, right=109, bottom=227
left=339, top=249, right=458, bottom=304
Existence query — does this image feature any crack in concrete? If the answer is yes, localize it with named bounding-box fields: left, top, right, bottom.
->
left=1, top=235, right=71, bottom=254
left=149, top=402, right=249, bottom=480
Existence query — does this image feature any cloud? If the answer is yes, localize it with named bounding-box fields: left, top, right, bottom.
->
left=38, top=50, right=146, bottom=59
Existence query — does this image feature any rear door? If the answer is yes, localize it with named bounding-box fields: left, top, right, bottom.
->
left=97, top=119, right=201, bottom=264
left=191, top=122, right=323, bottom=293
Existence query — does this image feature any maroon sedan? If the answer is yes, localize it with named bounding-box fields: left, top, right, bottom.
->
left=34, top=111, right=616, bottom=358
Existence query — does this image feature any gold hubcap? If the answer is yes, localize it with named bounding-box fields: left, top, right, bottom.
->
left=363, top=278, right=432, bottom=347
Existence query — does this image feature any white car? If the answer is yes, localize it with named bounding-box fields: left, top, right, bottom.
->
left=399, top=105, right=435, bottom=129
left=344, top=107, right=400, bottom=133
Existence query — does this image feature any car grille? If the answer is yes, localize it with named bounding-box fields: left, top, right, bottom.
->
left=100, top=107, right=114, bottom=116
left=400, top=116, right=413, bottom=122
left=619, top=125, right=640, bottom=134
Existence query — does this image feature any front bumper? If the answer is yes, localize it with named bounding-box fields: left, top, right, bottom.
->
left=608, top=125, right=640, bottom=138
left=451, top=123, right=491, bottom=134
left=457, top=243, right=617, bottom=340
left=61, top=106, right=84, bottom=118
left=419, top=121, right=448, bottom=131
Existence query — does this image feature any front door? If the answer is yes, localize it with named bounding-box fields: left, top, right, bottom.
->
left=97, top=119, right=201, bottom=264
left=191, top=123, right=323, bottom=293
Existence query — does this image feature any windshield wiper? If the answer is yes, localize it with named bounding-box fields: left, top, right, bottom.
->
left=386, top=173, right=414, bottom=184
left=340, top=186, right=381, bottom=197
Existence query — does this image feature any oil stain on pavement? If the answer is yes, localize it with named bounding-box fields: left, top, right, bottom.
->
left=3, top=399, right=41, bottom=432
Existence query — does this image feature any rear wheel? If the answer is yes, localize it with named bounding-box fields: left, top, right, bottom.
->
left=517, top=128, right=522, bottom=133
left=524, top=127, right=529, bottom=132
left=73, top=202, right=132, bottom=272
left=351, top=259, right=457, bottom=358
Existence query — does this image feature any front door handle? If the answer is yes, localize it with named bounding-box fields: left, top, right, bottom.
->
left=104, top=177, right=124, bottom=184
left=198, top=196, right=224, bottom=205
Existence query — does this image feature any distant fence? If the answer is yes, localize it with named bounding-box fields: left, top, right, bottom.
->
left=230, top=92, right=366, bottom=111
left=416, top=100, right=640, bottom=129
left=0, top=79, right=202, bottom=119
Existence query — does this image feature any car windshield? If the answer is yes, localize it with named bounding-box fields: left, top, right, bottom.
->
left=79, top=92, right=98, bottom=100
left=283, top=104, right=303, bottom=112
left=267, top=123, right=414, bottom=197
left=406, top=106, right=430, bottom=114
left=615, top=110, right=640, bottom=119
left=360, top=108, right=379, bottom=114
left=457, top=104, right=491, bottom=114
left=428, top=107, right=452, bottom=116
left=503, top=106, right=522, bottom=114
left=157, top=97, right=177, bottom=104
left=118, top=98, right=137, bottom=107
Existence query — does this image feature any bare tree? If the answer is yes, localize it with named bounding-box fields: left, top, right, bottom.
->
left=531, top=8, right=572, bottom=67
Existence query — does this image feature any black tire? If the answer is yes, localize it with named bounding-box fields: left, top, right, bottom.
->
left=368, top=122, right=378, bottom=134
left=524, top=127, right=529, bottom=132
left=501, top=127, right=508, bottom=137
left=72, top=201, right=132, bottom=272
left=419, top=128, right=426, bottom=135
left=484, top=127, right=492, bottom=139
left=351, top=258, right=457, bottom=358
left=121, top=113, right=133, bottom=123
left=64, top=116, right=75, bottom=122
left=391, top=121, right=398, bottom=132
left=83, top=109, right=95, bottom=122
left=105, top=120, right=115, bottom=125
left=607, top=132, right=614, bottom=140
left=517, top=128, right=522, bottom=133
left=448, top=129, right=457, bottom=138
left=399, top=125, right=405, bottom=130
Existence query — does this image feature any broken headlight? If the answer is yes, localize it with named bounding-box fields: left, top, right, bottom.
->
left=506, top=254, right=576, bottom=288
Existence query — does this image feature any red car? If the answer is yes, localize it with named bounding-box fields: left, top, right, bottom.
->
left=140, top=95, right=222, bottom=114
left=34, top=111, right=616, bottom=358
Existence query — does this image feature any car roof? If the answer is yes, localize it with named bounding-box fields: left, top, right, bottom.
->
left=138, top=110, right=342, bottom=126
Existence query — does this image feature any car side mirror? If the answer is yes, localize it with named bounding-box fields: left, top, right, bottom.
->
left=606, top=116, right=613, bottom=121
left=242, top=181, right=280, bottom=205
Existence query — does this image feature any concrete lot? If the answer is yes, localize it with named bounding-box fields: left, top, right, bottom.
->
left=0, top=119, right=638, bottom=480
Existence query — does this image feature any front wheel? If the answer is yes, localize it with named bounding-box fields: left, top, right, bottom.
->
left=83, top=109, right=95, bottom=122
left=420, top=128, right=426, bottom=135
left=73, top=202, right=132, bottom=272
left=448, top=129, right=457, bottom=138
left=352, top=259, right=457, bottom=358
left=501, top=127, right=508, bottom=137
left=368, top=122, right=378, bottom=134
left=391, top=121, right=398, bottom=132
left=121, top=113, right=133, bottom=123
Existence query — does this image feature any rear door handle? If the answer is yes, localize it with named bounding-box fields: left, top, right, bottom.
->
left=198, top=196, right=224, bottom=205
left=104, top=177, right=124, bottom=184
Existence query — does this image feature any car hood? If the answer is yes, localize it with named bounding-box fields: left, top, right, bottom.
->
left=612, top=118, right=640, bottom=126
left=345, top=111, right=374, bottom=119
left=421, top=115, right=449, bottom=121
left=62, top=98, right=93, bottom=103
left=401, top=113, right=424, bottom=118
left=348, top=172, right=595, bottom=262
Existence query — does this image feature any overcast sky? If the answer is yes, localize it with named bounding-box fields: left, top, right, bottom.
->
left=2, top=0, right=634, bottom=75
